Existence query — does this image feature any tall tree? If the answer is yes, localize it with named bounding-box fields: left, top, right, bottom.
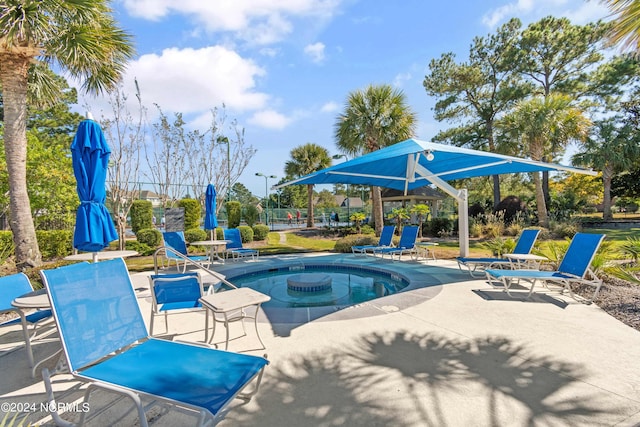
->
left=0, top=0, right=134, bottom=269
left=515, top=17, right=609, bottom=205
left=424, top=18, right=530, bottom=208
left=100, top=81, right=145, bottom=250
left=334, top=84, right=417, bottom=235
left=284, top=143, right=332, bottom=227
left=573, top=116, right=640, bottom=220
left=499, top=93, right=591, bottom=227
left=600, top=0, right=640, bottom=54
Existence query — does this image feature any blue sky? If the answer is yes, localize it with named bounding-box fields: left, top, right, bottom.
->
left=81, top=0, right=610, bottom=197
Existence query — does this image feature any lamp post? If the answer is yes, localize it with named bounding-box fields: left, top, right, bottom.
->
left=332, top=154, right=350, bottom=225
left=256, top=173, right=277, bottom=230
left=217, top=136, right=231, bottom=202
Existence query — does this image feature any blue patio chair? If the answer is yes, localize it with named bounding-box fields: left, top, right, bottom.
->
left=148, top=272, right=204, bottom=336
left=485, top=233, right=606, bottom=303
left=457, top=229, right=541, bottom=277
left=352, top=225, right=396, bottom=255
left=40, top=258, right=268, bottom=427
left=224, top=228, right=259, bottom=261
left=373, top=226, right=419, bottom=261
left=0, top=273, right=53, bottom=368
left=162, top=231, right=210, bottom=272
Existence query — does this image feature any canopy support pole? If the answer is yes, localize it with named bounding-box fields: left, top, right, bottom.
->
left=415, top=164, right=469, bottom=257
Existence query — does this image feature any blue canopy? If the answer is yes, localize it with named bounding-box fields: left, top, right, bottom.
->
left=276, top=139, right=595, bottom=257
left=204, top=184, right=218, bottom=232
left=71, top=119, right=118, bottom=252
left=279, top=139, right=595, bottom=192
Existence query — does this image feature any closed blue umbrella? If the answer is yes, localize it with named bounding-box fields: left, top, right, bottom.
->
left=71, top=119, right=118, bottom=254
left=204, top=184, right=218, bottom=239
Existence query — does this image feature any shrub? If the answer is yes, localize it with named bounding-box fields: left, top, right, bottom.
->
left=125, top=240, right=154, bottom=256
left=243, top=204, right=259, bottom=227
left=0, top=231, right=14, bottom=263
left=429, top=217, right=453, bottom=237
left=549, top=220, right=580, bottom=239
left=481, top=237, right=516, bottom=257
left=36, top=230, right=74, bottom=260
left=130, top=200, right=153, bottom=233
left=252, top=224, right=270, bottom=241
left=136, top=228, right=162, bottom=248
left=184, top=228, right=207, bottom=243
left=483, top=212, right=505, bottom=238
left=237, top=225, right=254, bottom=243
left=226, top=201, right=242, bottom=228
left=334, top=234, right=378, bottom=253
left=178, top=198, right=201, bottom=230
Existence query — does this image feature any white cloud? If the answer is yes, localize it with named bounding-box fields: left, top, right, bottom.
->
left=320, top=101, right=339, bottom=113
left=125, top=46, right=268, bottom=114
left=248, top=109, right=293, bottom=129
left=393, top=72, right=412, bottom=88
left=122, top=0, right=342, bottom=45
left=304, top=42, right=326, bottom=63
left=481, top=0, right=609, bottom=28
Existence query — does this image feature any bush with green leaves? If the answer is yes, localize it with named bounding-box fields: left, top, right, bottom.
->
left=334, top=234, right=379, bottom=253
left=184, top=228, right=207, bottom=243
left=481, top=237, right=516, bottom=257
left=549, top=220, right=580, bottom=239
left=243, top=204, right=259, bottom=227
left=252, top=224, right=270, bottom=240
left=237, top=225, right=254, bottom=243
left=429, top=217, right=453, bottom=237
left=178, top=198, right=201, bottom=230
left=125, top=240, right=154, bottom=256
left=620, top=237, right=640, bottom=263
left=36, top=230, right=74, bottom=260
left=226, top=201, right=242, bottom=228
left=136, top=228, right=162, bottom=248
left=130, top=200, right=153, bottom=233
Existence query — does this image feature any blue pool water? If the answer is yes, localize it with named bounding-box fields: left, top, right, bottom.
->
left=230, top=265, right=409, bottom=308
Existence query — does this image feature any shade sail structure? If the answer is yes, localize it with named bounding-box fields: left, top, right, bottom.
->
left=71, top=119, right=118, bottom=255
left=279, top=139, right=594, bottom=191
left=204, top=184, right=218, bottom=238
left=276, top=139, right=596, bottom=256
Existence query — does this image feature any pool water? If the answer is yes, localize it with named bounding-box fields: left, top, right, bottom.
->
left=231, top=266, right=409, bottom=308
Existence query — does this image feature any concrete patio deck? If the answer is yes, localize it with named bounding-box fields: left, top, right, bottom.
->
left=1, top=254, right=639, bottom=426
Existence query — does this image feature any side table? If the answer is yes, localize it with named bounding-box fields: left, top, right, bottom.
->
left=199, top=288, right=271, bottom=350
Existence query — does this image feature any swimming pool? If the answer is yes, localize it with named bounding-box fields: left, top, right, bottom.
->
left=229, top=264, right=410, bottom=308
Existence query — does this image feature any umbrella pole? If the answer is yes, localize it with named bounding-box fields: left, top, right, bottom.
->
left=92, top=252, right=98, bottom=263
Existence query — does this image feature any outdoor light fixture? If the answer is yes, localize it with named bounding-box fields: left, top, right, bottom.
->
left=425, top=150, right=435, bottom=161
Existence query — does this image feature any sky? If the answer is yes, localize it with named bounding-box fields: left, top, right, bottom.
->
left=80, top=0, right=611, bottom=197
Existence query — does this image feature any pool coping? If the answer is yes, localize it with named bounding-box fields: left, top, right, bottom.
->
left=206, top=253, right=472, bottom=324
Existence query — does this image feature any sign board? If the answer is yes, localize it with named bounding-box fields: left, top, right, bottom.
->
left=164, top=208, right=184, bottom=232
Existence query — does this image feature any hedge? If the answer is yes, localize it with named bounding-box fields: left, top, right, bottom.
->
left=237, top=225, right=254, bottom=243
left=334, top=234, right=378, bottom=253
left=252, top=224, right=270, bottom=241
left=177, top=198, right=201, bottom=230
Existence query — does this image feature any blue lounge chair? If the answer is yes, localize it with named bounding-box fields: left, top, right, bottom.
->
left=485, top=233, right=606, bottom=303
left=352, top=225, right=395, bottom=254
left=224, top=228, right=259, bottom=261
left=162, top=231, right=210, bottom=272
left=457, top=229, right=541, bottom=277
left=41, top=259, right=268, bottom=426
left=148, top=272, right=204, bottom=336
left=0, top=273, right=53, bottom=369
left=373, top=226, right=419, bottom=261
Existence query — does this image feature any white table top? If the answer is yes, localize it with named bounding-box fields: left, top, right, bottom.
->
left=191, top=240, right=231, bottom=246
left=416, top=241, right=439, bottom=246
left=12, top=289, right=50, bottom=309
left=200, top=288, right=270, bottom=313
left=64, top=250, right=138, bottom=262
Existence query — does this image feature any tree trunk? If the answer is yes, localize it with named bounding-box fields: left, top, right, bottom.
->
left=0, top=54, right=42, bottom=269
left=533, top=171, right=548, bottom=228
left=602, top=164, right=613, bottom=221
left=492, top=174, right=501, bottom=209
left=306, top=184, right=315, bottom=227
left=371, top=186, right=383, bottom=236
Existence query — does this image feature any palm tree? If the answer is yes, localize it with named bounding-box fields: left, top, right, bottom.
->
left=601, top=0, right=640, bottom=54
left=284, top=143, right=332, bottom=227
left=0, top=1, right=134, bottom=269
left=573, top=117, right=640, bottom=220
left=410, top=203, right=431, bottom=238
left=499, top=93, right=591, bottom=227
left=335, top=84, right=417, bottom=235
